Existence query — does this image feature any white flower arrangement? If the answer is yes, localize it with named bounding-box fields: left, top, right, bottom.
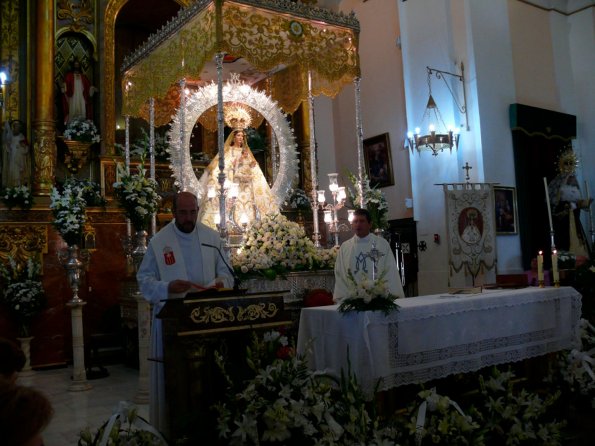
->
left=214, top=330, right=397, bottom=445
left=0, top=256, right=46, bottom=337
left=338, top=270, right=398, bottom=315
left=50, top=181, right=88, bottom=246
left=64, top=117, right=101, bottom=144
left=284, top=188, right=312, bottom=211
left=550, top=319, right=595, bottom=399
left=113, top=161, right=160, bottom=232
left=1, top=185, right=34, bottom=210
left=231, top=213, right=338, bottom=278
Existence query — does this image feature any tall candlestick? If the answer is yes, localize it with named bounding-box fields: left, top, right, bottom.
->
left=552, top=249, right=559, bottom=287
left=537, top=251, right=544, bottom=287
left=543, top=177, right=554, bottom=233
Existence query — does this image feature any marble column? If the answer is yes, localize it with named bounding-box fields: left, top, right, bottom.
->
left=66, top=301, right=92, bottom=392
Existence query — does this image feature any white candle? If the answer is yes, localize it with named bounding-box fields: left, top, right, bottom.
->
left=537, top=251, right=544, bottom=285
left=543, top=177, right=554, bottom=233
left=552, top=250, right=559, bottom=285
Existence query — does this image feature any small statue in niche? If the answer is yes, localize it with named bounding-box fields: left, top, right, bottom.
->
left=61, top=58, right=97, bottom=125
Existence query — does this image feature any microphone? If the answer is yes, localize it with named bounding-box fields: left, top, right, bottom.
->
left=201, top=243, right=241, bottom=291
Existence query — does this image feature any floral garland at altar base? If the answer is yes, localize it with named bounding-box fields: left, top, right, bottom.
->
left=337, top=270, right=398, bottom=315
left=231, top=213, right=338, bottom=280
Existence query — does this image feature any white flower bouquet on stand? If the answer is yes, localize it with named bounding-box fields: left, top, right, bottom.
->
left=337, top=270, right=398, bottom=315
left=50, top=181, right=88, bottom=246
left=113, top=162, right=160, bottom=232
left=0, top=256, right=46, bottom=337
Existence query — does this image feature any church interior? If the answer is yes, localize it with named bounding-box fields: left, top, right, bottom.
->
left=1, top=0, right=594, bottom=444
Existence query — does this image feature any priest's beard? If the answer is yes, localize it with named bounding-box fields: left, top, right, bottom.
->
left=176, top=220, right=196, bottom=233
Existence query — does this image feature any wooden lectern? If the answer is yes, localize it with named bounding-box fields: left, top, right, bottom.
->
left=157, top=289, right=291, bottom=443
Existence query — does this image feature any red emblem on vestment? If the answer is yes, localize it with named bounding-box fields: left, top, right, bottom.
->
left=163, top=247, right=175, bottom=265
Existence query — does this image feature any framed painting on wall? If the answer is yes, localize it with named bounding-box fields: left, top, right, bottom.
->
left=363, top=133, right=394, bottom=188
left=494, top=186, right=518, bottom=235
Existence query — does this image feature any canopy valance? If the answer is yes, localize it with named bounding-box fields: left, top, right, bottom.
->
left=121, top=0, right=361, bottom=119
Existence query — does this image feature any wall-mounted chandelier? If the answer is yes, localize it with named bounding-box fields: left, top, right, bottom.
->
left=406, top=63, right=468, bottom=156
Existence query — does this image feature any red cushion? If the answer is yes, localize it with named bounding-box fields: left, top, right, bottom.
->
left=303, top=289, right=334, bottom=307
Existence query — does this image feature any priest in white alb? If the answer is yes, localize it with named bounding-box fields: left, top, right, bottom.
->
left=137, top=191, right=233, bottom=434
left=333, top=208, right=405, bottom=301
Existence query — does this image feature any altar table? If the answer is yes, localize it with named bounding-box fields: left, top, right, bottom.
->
left=297, top=286, right=581, bottom=396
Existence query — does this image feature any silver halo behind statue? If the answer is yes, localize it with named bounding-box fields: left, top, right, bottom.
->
left=168, top=79, right=298, bottom=206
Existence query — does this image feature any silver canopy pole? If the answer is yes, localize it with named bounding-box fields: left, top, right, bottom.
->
left=307, top=71, right=321, bottom=248
left=354, top=77, right=365, bottom=207
left=149, top=97, right=156, bottom=235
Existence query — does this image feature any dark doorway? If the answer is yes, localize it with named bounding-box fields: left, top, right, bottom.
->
left=510, top=103, right=576, bottom=270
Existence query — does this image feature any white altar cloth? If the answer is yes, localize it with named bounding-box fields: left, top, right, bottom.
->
left=297, top=286, right=581, bottom=396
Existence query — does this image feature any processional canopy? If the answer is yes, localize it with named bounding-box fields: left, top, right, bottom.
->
left=121, top=0, right=361, bottom=124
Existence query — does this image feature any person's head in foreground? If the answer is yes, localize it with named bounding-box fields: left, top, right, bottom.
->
left=173, top=191, right=199, bottom=234
left=352, top=208, right=372, bottom=238
left=0, top=381, right=54, bottom=446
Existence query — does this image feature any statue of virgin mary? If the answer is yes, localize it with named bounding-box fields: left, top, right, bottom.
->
left=197, top=105, right=279, bottom=231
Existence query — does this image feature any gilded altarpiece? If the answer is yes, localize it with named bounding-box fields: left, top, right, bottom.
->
left=0, top=0, right=21, bottom=122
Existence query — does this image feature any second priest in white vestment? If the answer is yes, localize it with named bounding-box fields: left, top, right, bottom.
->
left=334, top=208, right=405, bottom=302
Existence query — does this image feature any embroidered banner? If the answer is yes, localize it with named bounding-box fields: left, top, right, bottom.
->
left=444, top=183, right=497, bottom=278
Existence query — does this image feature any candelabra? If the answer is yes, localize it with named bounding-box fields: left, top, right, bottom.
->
left=315, top=173, right=354, bottom=247
left=208, top=182, right=251, bottom=247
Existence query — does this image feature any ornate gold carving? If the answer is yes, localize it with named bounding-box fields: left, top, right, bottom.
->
left=57, top=0, right=94, bottom=32
left=190, top=306, right=236, bottom=324
left=0, top=224, right=48, bottom=267
left=103, top=0, right=129, bottom=155
left=82, top=223, right=96, bottom=250
left=32, top=122, right=56, bottom=196
left=237, top=303, right=279, bottom=321
left=189, top=302, right=279, bottom=324
left=0, top=0, right=20, bottom=121
left=120, top=1, right=359, bottom=118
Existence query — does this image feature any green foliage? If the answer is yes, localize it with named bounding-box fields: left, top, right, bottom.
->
left=396, top=388, right=483, bottom=446
left=476, top=368, right=565, bottom=445
left=345, top=171, right=388, bottom=230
